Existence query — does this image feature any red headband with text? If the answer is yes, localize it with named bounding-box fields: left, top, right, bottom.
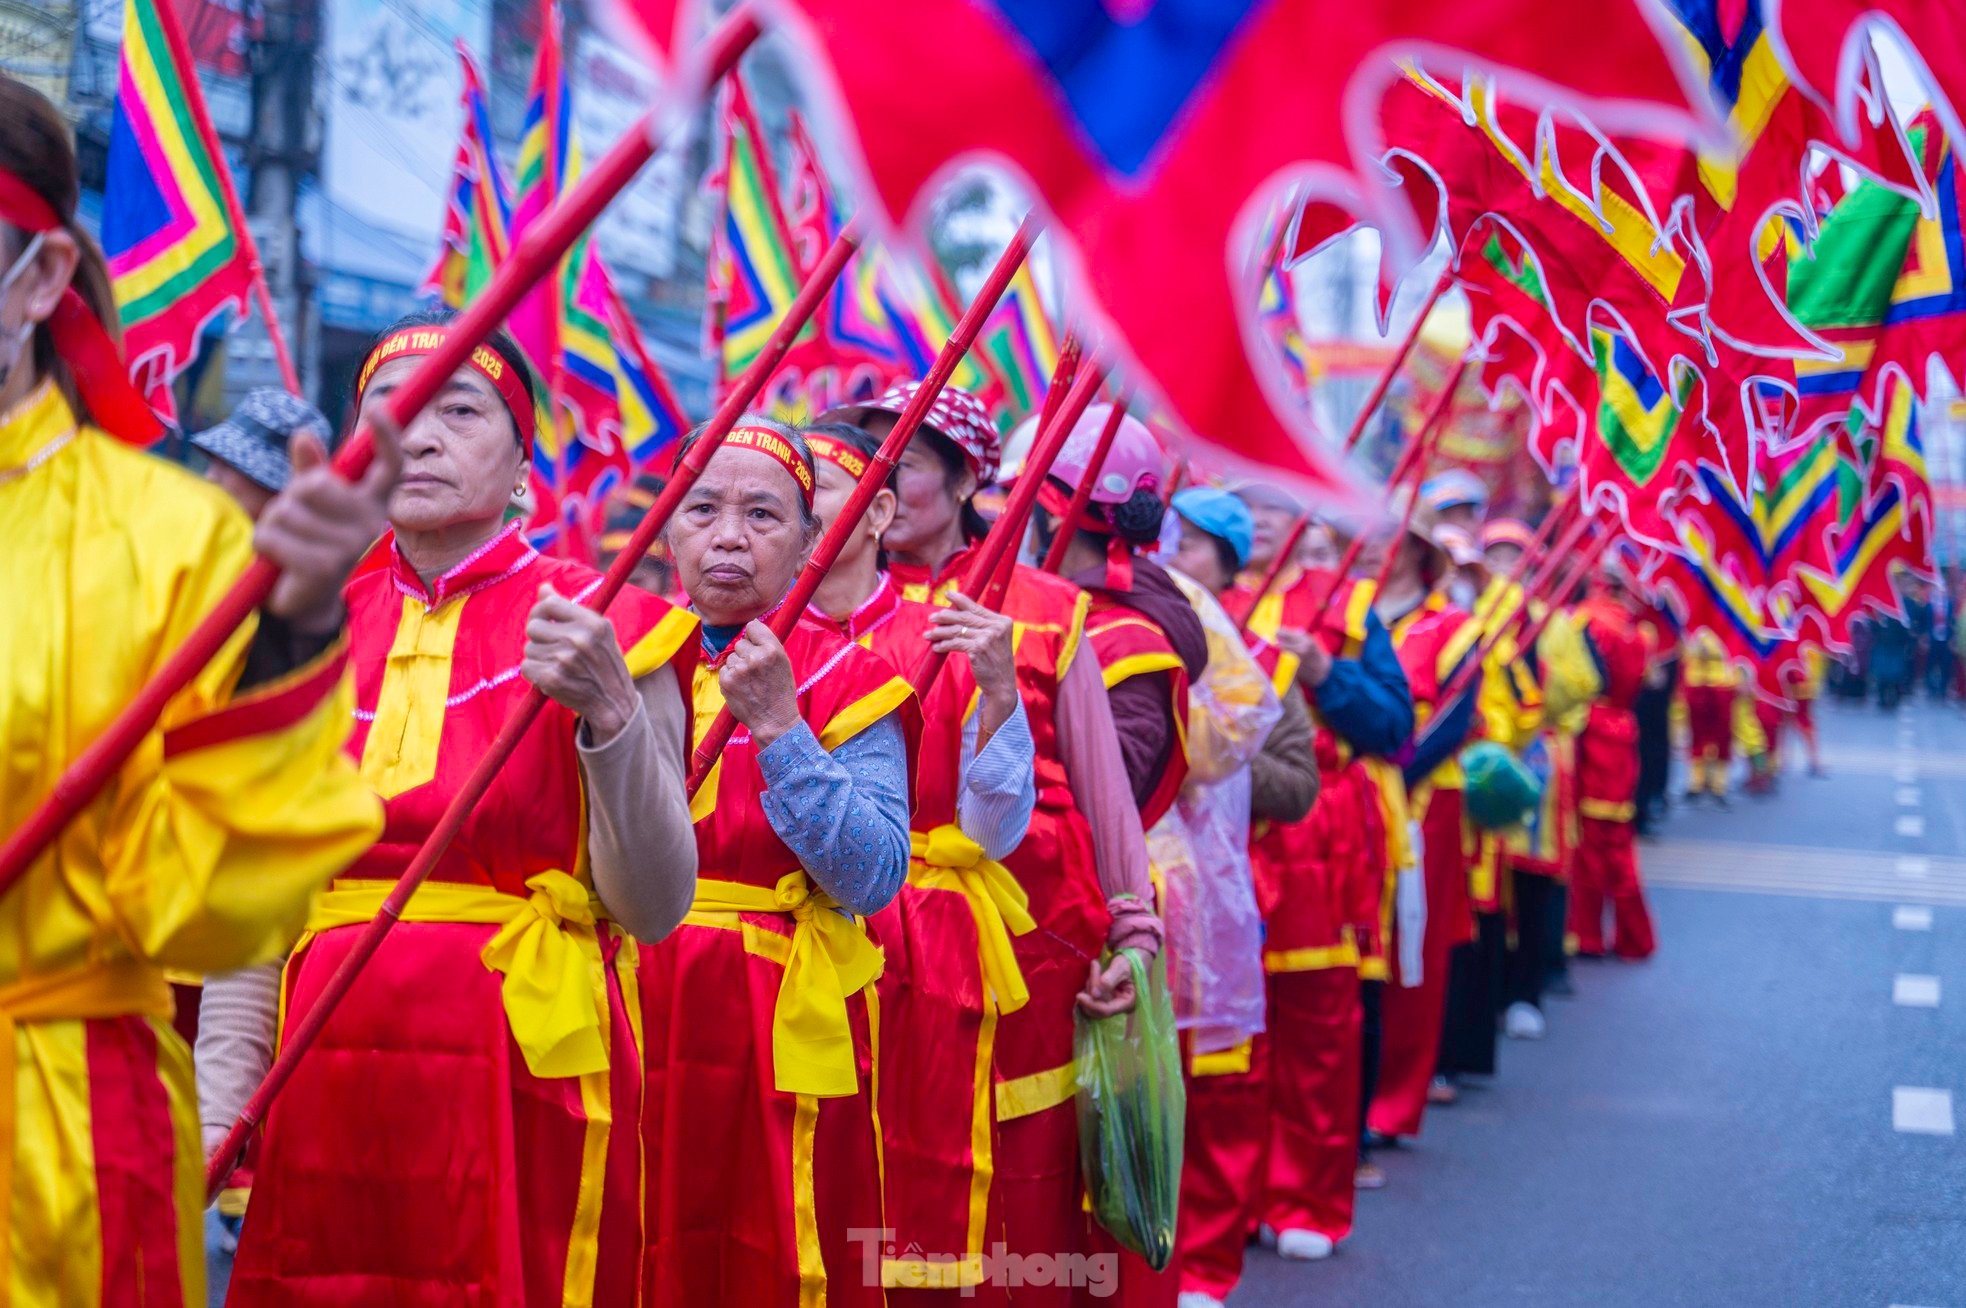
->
left=723, top=424, right=815, bottom=506
left=356, top=325, right=536, bottom=456
left=803, top=432, right=869, bottom=483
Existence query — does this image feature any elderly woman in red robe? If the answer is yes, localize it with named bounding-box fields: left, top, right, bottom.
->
left=802, top=420, right=1039, bottom=1300
left=831, top=382, right=1162, bottom=1305
left=217, top=307, right=701, bottom=1306
left=640, top=417, right=917, bottom=1308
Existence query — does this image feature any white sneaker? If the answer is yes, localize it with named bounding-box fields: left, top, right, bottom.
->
left=1177, top=1294, right=1227, bottom=1308
left=1504, top=1001, right=1546, bottom=1039
left=1275, top=1228, right=1336, bottom=1261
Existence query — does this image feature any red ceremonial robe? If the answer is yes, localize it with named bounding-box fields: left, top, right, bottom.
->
left=1569, top=597, right=1656, bottom=960
left=1171, top=570, right=1373, bottom=1296
left=893, top=553, right=1104, bottom=1305
left=232, top=522, right=695, bottom=1307
left=639, top=614, right=915, bottom=1308
left=818, top=574, right=1030, bottom=1299
left=1369, top=593, right=1480, bottom=1141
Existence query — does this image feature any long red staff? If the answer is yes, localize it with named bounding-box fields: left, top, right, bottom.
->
left=1438, top=496, right=1581, bottom=700
left=1237, top=354, right=1469, bottom=640
left=1337, top=265, right=1455, bottom=453
left=916, top=362, right=1109, bottom=698
left=1430, top=505, right=1598, bottom=712
left=204, top=223, right=860, bottom=1196
left=1038, top=395, right=1131, bottom=575
left=3, top=7, right=767, bottom=896
left=1420, top=519, right=1614, bottom=743
left=684, top=217, right=1044, bottom=794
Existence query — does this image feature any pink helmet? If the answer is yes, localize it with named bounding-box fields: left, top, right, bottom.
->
left=1047, top=404, right=1165, bottom=503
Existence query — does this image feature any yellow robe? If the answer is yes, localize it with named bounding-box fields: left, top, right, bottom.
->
left=0, top=384, right=381, bottom=1305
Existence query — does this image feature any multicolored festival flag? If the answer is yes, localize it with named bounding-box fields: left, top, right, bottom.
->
left=425, top=44, right=512, bottom=308
left=493, top=2, right=689, bottom=550
left=772, top=0, right=1714, bottom=500
left=707, top=76, right=808, bottom=394
left=101, top=0, right=265, bottom=419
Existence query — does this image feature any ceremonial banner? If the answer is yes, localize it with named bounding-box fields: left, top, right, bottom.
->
left=101, top=0, right=261, bottom=419
left=707, top=76, right=808, bottom=390
left=425, top=44, right=512, bottom=307
left=775, top=0, right=1714, bottom=498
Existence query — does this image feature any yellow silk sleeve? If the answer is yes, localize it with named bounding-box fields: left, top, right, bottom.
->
left=52, top=434, right=380, bottom=976
left=1536, top=611, right=1602, bottom=733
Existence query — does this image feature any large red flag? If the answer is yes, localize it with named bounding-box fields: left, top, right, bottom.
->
left=1770, top=0, right=1966, bottom=163
left=773, top=0, right=1713, bottom=500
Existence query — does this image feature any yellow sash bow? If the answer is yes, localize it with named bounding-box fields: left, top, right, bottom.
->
left=688, top=871, right=884, bottom=1098
left=0, top=957, right=173, bottom=1306
left=306, top=870, right=610, bottom=1079
left=909, top=825, right=1035, bottom=1013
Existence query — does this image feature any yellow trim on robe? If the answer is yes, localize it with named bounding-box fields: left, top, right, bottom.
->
left=687, top=872, right=884, bottom=1098
left=819, top=676, right=914, bottom=752
left=995, top=1060, right=1078, bottom=1121
left=1263, top=937, right=1362, bottom=973
left=792, top=1093, right=825, bottom=1308
left=358, top=593, right=467, bottom=799
left=1577, top=798, right=1637, bottom=822
left=882, top=1000, right=999, bottom=1290
left=1057, top=590, right=1092, bottom=678
left=1190, top=1040, right=1254, bottom=1077
left=621, top=607, right=697, bottom=680
left=1099, top=649, right=1185, bottom=689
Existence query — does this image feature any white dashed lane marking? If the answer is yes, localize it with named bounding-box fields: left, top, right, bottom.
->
left=1898, top=787, right=1924, bottom=807
left=1895, top=763, right=1921, bottom=783
left=1893, top=1087, right=1956, bottom=1135
left=1898, top=856, right=1932, bottom=879
left=1894, top=975, right=1942, bottom=1008
left=1894, top=905, right=1935, bottom=931
left=1897, top=814, right=1927, bottom=838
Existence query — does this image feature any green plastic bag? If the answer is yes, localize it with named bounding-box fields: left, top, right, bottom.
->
left=1462, top=739, right=1544, bottom=830
left=1074, top=948, right=1185, bottom=1268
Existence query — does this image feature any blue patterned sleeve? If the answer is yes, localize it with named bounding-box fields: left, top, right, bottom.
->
left=756, top=715, right=912, bottom=915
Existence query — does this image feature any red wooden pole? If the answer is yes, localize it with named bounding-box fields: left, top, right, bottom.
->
left=1361, top=353, right=1470, bottom=591
left=915, top=363, right=1107, bottom=697
left=1337, top=265, right=1454, bottom=454
left=1029, top=334, right=1082, bottom=440
left=1366, top=386, right=1459, bottom=598
left=1232, top=514, right=1310, bottom=638
left=1235, top=351, right=1468, bottom=640
left=1449, top=494, right=1577, bottom=680
left=1433, top=508, right=1599, bottom=711
left=685, top=216, right=1044, bottom=794
left=202, top=221, right=856, bottom=1199
left=1039, top=395, right=1130, bottom=574
left=149, top=0, right=302, bottom=394
left=1, top=7, right=766, bottom=899
left=1163, top=459, right=1188, bottom=505
left=1416, top=528, right=1617, bottom=755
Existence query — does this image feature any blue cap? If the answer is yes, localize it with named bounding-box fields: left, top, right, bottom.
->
left=1421, top=468, right=1489, bottom=514
left=1171, top=487, right=1255, bottom=568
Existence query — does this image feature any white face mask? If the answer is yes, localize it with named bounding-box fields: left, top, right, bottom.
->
left=1448, top=578, right=1477, bottom=609
left=0, top=232, right=46, bottom=393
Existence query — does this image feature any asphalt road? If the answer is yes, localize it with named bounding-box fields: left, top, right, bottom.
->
left=1232, top=693, right=1966, bottom=1308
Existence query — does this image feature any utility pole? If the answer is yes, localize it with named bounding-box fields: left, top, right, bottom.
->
left=247, top=0, right=321, bottom=402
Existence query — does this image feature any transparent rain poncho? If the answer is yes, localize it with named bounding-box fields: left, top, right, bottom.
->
left=1149, top=570, right=1282, bottom=1053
